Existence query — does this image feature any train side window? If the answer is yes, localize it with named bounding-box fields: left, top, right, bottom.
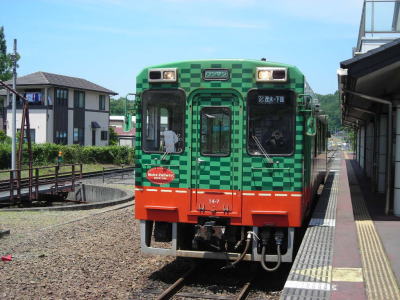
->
left=247, top=90, right=295, bottom=156
left=142, top=90, right=185, bottom=153
left=200, top=107, right=231, bottom=156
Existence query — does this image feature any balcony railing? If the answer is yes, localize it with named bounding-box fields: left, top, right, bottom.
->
left=355, top=0, right=400, bottom=55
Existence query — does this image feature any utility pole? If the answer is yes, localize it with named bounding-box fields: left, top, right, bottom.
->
left=11, top=39, right=17, bottom=173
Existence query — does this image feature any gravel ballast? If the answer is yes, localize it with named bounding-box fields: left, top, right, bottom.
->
left=0, top=204, right=174, bottom=299
left=0, top=200, right=284, bottom=299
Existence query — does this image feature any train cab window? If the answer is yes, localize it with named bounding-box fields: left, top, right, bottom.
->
left=200, top=107, right=231, bottom=156
left=247, top=90, right=295, bottom=156
left=142, top=90, right=185, bottom=153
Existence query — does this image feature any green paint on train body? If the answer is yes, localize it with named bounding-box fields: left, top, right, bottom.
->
left=134, top=59, right=319, bottom=192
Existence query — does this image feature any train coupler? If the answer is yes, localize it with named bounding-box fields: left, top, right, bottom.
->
left=192, top=221, right=225, bottom=251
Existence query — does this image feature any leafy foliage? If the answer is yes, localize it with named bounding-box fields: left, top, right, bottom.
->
left=109, top=126, right=118, bottom=145
left=0, top=144, right=134, bottom=169
left=0, top=130, right=11, bottom=144
left=110, top=97, right=135, bottom=115
left=0, top=26, right=14, bottom=81
left=316, top=91, right=341, bottom=132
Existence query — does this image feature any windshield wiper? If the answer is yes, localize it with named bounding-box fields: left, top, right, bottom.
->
left=252, top=136, right=273, bottom=164
left=161, top=150, right=171, bottom=161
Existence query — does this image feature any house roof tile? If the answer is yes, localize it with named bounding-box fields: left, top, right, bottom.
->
left=4, top=71, right=117, bottom=95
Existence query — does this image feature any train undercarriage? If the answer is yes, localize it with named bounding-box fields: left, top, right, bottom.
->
left=140, top=219, right=295, bottom=271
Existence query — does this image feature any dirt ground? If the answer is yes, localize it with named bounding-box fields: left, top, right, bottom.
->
left=0, top=203, right=175, bottom=299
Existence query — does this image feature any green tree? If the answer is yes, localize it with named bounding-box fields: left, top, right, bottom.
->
left=316, top=91, right=342, bottom=133
left=109, top=97, right=135, bottom=115
left=109, top=126, right=118, bottom=145
left=0, top=130, right=11, bottom=144
left=0, top=26, right=13, bottom=81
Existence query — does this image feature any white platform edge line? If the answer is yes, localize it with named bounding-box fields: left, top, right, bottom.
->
left=284, top=280, right=331, bottom=291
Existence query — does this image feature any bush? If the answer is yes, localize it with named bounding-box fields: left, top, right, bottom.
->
left=0, top=143, right=134, bottom=169
left=0, top=131, right=11, bottom=144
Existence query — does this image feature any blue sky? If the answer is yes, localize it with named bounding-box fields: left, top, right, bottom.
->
left=1, top=0, right=364, bottom=97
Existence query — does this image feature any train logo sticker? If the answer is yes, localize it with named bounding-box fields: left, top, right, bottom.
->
left=146, top=167, right=175, bottom=185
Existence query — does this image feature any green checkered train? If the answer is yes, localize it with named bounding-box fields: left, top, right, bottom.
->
left=135, top=59, right=321, bottom=192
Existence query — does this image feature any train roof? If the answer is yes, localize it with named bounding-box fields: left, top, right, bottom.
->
left=137, top=59, right=303, bottom=78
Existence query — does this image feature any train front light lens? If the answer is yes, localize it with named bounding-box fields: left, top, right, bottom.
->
left=163, top=71, right=176, bottom=80
left=257, top=70, right=273, bottom=81
left=148, top=68, right=178, bottom=82
left=256, top=67, right=287, bottom=82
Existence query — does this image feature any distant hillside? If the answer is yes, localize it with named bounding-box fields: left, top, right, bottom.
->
left=317, top=91, right=341, bottom=132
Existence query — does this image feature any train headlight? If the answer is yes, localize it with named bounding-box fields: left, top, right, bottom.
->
left=257, top=69, right=273, bottom=81
left=256, top=67, right=287, bottom=82
left=148, top=68, right=177, bottom=83
left=163, top=70, right=176, bottom=80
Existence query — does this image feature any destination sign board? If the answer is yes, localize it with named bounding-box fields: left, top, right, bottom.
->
left=203, top=69, right=230, bottom=81
left=257, top=95, right=286, bottom=104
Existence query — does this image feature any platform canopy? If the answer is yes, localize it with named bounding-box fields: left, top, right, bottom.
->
left=339, top=38, right=400, bottom=127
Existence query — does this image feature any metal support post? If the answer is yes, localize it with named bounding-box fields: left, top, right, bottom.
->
left=11, top=39, right=17, bottom=173
left=9, top=170, right=14, bottom=204
left=378, top=115, right=387, bottom=193
left=35, top=168, right=39, bottom=200
left=394, top=106, right=400, bottom=216
left=55, top=165, right=59, bottom=194
left=71, top=165, right=75, bottom=191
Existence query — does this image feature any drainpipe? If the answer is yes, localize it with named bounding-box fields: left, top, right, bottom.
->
left=45, top=87, right=48, bottom=143
left=395, top=105, right=400, bottom=216
left=344, top=89, right=392, bottom=215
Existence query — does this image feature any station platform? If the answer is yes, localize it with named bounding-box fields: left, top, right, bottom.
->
left=281, top=152, right=400, bottom=300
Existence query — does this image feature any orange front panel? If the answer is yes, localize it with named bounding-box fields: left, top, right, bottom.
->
left=135, top=186, right=303, bottom=227
left=240, top=192, right=303, bottom=227
left=135, top=187, right=190, bottom=222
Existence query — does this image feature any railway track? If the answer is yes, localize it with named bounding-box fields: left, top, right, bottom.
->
left=135, top=262, right=260, bottom=300
left=0, top=166, right=134, bottom=192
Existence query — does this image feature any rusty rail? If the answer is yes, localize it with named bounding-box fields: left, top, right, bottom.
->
left=0, top=163, right=83, bottom=203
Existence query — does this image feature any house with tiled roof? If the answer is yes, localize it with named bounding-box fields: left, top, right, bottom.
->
left=1, top=72, right=117, bottom=146
left=109, top=116, right=136, bottom=147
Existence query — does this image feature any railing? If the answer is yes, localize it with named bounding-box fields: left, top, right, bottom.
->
left=355, top=0, right=400, bottom=54
left=0, top=164, right=83, bottom=204
left=102, top=165, right=133, bottom=183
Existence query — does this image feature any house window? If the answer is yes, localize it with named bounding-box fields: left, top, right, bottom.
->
left=101, top=130, right=108, bottom=140
left=74, top=91, right=85, bottom=108
left=55, top=88, right=68, bottom=105
left=25, top=90, right=44, bottom=106
left=73, top=128, right=85, bottom=145
left=55, top=130, right=68, bottom=145
left=99, top=95, right=106, bottom=111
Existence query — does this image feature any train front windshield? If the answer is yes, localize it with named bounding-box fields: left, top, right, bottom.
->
left=248, top=90, right=295, bottom=156
left=142, top=90, right=185, bottom=153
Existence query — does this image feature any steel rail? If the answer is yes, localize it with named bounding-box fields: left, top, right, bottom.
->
left=157, top=263, right=197, bottom=300
left=156, top=263, right=256, bottom=300
left=0, top=167, right=134, bottom=191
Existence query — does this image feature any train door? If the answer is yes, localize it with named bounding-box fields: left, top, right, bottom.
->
left=190, top=93, right=242, bottom=217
